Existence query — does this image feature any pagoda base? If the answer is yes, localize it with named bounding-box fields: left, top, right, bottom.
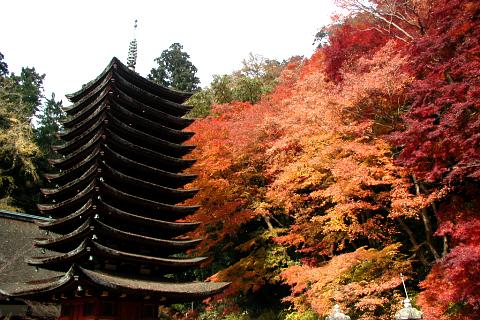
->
left=58, top=298, right=157, bottom=320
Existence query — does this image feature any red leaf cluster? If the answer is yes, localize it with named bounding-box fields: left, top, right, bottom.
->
left=184, top=1, right=480, bottom=318
left=391, top=0, right=480, bottom=184
left=323, top=19, right=391, bottom=82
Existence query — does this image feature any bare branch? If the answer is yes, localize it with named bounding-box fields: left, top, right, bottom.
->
left=336, top=0, right=419, bottom=40
left=397, top=218, right=429, bottom=266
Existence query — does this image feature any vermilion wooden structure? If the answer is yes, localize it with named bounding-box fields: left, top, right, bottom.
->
left=0, top=58, right=228, bottom=319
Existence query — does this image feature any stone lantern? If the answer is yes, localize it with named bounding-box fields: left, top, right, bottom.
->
left=326, top=304, right=351, bottom=320
left=395, top=273, right=422, bottom=319
left=394, top=298, right=422, bottom=319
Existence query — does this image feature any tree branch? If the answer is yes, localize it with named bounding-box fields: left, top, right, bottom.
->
left=397, top=218, right=429, bottom=266
left=263, top=215, right=274, bottom=231
left=412, top=174, right=441, bottom=260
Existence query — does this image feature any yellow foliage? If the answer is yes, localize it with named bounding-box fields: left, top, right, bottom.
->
left=0, top=89, right=41, bottom=208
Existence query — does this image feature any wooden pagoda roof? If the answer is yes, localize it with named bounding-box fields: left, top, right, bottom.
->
left=27, top=240, right=207, bottom=271
left=65, top=57, right=192, bottom=104
left=1, top=265, right=228, bottom=303
left=35, top=201, right=200, bottom=237
left=0, top=212, right=62, bottom=299
left=0, top=57, right=229, bottom=303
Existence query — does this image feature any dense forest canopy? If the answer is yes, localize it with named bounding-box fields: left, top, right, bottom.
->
left=1, top=0, right=479, bottom=319
left=182, top=0, right=480, bottom=319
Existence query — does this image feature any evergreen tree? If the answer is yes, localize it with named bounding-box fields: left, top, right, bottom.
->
left=6, top=66, right=45, bottom=121
left=35, top=92, right=65, bottom=157
left=148, top=43, right=200, bottom=92
left=0, top=52, right=8, bottom=77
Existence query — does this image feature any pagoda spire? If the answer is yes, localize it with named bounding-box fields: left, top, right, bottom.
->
left=127, top=19, right=138, bottom=71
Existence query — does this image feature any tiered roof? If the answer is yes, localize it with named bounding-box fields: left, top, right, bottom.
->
left=1, top=57, right=228, bottom=303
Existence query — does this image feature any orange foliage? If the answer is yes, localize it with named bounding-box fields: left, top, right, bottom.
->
left=186, top=36, right=424, bottom=315
left=281, top=244, right=411, bottom=319
left=263, top=42, right=420, bottom=255
left=181, top=2, right=479, bottom=318
left=208, top=229, right=294, bottom=299
left=184, top=59, right=303, bottom=252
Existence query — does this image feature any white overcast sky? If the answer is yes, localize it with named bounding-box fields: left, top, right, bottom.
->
left=1, top=0, right=335, bottom=103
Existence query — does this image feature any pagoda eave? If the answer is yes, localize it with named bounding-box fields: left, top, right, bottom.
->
left=36, top=200, right=201, bottom=237
left=52, top=117, right=104, bottom=155
left=108, top=107, right=194, bottom=147
left=99, top=201, right=200, bottom=236
left=114, top=88, right=194, bottom=130
left=37, top=181, right=94, bottom=214
left=107, top=114, right=195, bottom=157
left=66, top=58, right=193, bottom=105
left=106, top=130, right=195, bottom=172
left=61, top=86, right=111, bottom=127
left=34, top=217, right=201, bottom=254
left=2, top=265, right=229, bottom=303
left=62, top=75, right=112, bottom=116
left=48, top=143, right=101, bottom=171
left=36, top=201, right=93, bottom=231
left=91, top=241, right=207, bottom=268
left=103, top=146, right=197, bottom=188
left=40, top=165, right=97, bottom=198
left=94, top=219, right=201, bottom=253
left=59, top=105, right=106, bottom=141
left=43, top=151, right=100, bottom=186
left=27, top=240, right=207, bottom=271
left=112, top=57, right=193, bottom=103
left=27, top=240, right=89, bottom=269
left=99, top=181, right=200, bottom=218
left=65, top=58, right=116, bottom=103
left=34, top=219, right=91, bottom=250
left=40, top=163, right=198, bottom=204
left=101, top=164, right=198, bottom=203
left=114, top=76, right=191, bottom=117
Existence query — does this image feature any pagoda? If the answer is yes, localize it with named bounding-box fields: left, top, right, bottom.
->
left=0, top=57, right=229, bottom=319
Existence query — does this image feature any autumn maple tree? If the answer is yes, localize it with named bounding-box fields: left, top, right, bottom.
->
left=186, top=38, right=425, bottom=318
left=391, top=0, right=480, bottom=318
left=179, top=0, right=480, bottom=318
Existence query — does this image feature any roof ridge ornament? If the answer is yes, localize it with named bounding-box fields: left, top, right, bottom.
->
left=127, top=19, right=138, bottom=71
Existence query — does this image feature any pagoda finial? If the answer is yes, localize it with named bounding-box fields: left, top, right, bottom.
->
left=127, top=19, right=138, bottom=71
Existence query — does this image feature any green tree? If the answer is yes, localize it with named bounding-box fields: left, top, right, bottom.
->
left=0, top=52, right=8, bottom=77
left=232, top=76, right=264, bottom=104
left=0, top=52, right=44, bottom=211
left=313, top=26, right=330, bottom=48
left=186, top=54, right=294, bottom=117
left=7, top=67, right=45, bottom=121
left=210, top=74, right=234, bottom=104
left=186, top=89, right=214, bottom=118
left=35, top=93, right=65, bottom=157
left=0, top=80, right=41, bottom=211
left=239, top=53, right=286, bottom=85
left=148, top=42, right=200, bottom=92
